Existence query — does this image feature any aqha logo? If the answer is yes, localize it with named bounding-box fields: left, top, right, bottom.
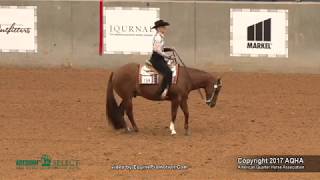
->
left=247, top=18, right=271, bottom=49
left=0, top=22, right=32, bottom=34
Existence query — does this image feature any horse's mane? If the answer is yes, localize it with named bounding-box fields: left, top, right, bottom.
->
left=184, top=66, right=213, bottom=78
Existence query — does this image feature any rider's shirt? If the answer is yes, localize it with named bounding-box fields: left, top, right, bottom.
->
left=152, top=32, right=169, bottom=58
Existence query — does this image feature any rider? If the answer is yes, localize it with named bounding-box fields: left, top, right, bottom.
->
left=150, top=19, right=175, bottom=99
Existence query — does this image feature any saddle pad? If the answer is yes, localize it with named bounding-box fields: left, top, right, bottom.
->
left=138, top=64, right=179, bottom=85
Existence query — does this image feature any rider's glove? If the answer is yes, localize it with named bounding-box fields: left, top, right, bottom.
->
left=164, top=47, right=175, bottom=52
left=168, top=55, right=175, bottom=60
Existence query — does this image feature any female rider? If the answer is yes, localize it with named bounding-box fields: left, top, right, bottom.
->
left=150, top=19, right=175, bottom=99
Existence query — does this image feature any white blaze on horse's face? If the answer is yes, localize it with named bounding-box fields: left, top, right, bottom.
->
left=204, top=82, right=215, bottom=104
left=169, top=121, right=176, bottom=135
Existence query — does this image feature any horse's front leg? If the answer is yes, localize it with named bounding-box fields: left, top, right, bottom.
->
left=170, top=99, right=179, bottom=135
left=180, top=99, right=189, bottom=136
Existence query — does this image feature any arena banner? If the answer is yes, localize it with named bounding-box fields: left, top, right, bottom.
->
left=104, top=7, right=159, bottom=55
left=0, top=6, right=37, bottom=53
left=230, top=9, right=288, bottom=58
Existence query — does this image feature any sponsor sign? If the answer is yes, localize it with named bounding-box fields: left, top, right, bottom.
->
left=230, top=9, right=288, bottom=58
left=16, top=154, right=79, bottom=169
left=104, top=7, right=160, bottom=55
left=0, top=6, right=37, bottom=53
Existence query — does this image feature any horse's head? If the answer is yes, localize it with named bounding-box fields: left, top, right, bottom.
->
left=204, top=77, right=222, bottom=108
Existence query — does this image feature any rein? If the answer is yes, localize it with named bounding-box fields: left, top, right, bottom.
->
left=173, top=50, right=204, bottom=100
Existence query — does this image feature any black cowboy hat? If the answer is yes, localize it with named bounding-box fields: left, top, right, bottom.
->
left=152, top=19, right=170, bottom=29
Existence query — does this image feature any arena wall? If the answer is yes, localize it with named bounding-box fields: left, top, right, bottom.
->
left=0, top=0, right=319, bottom=73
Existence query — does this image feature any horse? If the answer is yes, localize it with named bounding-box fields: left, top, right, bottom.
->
left=106, top=61, right=222, bottom=135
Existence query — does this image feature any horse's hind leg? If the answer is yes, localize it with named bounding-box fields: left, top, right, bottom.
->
left=119, top=101, right=125, bottom=117
left=118, top=101, right=129, bottom=131
left=180, top=99, right=190, bottom=136
left=124, top=99, right=139, bottom=132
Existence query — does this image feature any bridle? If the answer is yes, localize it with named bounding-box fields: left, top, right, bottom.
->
left=205, top=80, right=222, bottom=107
left=205, top=83, right=218, bottom=105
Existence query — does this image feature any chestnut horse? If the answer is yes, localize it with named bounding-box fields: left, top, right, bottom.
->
left=106, top=63, right=222, bottom=135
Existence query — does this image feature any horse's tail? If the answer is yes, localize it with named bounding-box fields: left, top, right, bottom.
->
left=106, top=72, right=126, bottom=129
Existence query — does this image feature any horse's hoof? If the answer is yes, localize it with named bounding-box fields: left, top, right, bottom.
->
left=134, top=128, right=139, bottom=132
left=124, top=127, right=132, bottom=133
left=184, top=130, right=190, bottom=136
left=171, top=131, right=177, bottom=136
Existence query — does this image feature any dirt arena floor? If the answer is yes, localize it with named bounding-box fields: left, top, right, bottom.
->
left=0, top=67, right=319, bottom=179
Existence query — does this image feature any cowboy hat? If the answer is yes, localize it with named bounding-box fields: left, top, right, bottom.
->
left=152, top=19, right=170, bottom=29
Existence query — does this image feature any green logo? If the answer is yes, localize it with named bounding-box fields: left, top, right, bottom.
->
left=16, top=154, right=79, bottom=169
left=41, top=154, right=52, bottom=167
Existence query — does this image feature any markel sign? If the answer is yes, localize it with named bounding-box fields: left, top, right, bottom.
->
left=230, top=9, right=288, bottom=58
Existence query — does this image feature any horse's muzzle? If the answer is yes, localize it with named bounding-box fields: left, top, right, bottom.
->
left=208, top=101, right=216, bottom=108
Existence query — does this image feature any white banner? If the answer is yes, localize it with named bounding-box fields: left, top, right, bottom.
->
left=104, top=7, right=159, bottom=55
left=230, top=9, right=288, bottom=58
left=0, top=6, right=37, bottom=53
